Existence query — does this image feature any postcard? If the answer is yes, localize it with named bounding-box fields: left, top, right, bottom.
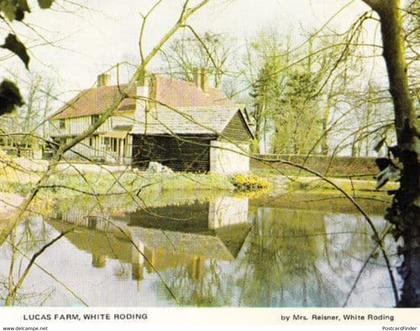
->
left=0, top=0, right=419, bottom=330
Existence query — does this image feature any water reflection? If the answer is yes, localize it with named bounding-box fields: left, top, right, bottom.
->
left=49, top=196, right=250, bottom=283
left=0, top=193, right=399, bottom=307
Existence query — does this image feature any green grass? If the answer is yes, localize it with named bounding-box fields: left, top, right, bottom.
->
left=253, top=167, right=378, bottom=181
left=286, top=175, right=398, bottom=198
left=0, top=171, right=234, bottom=199
left=0, top=179, right=34, bottom=196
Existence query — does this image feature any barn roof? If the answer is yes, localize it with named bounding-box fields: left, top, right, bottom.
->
left=138, top=106, right=251, bottom=137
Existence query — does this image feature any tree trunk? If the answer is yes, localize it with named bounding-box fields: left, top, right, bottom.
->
left=321, top=103, right=331, bottom=155
left=365, top=0, right=420, bottom=307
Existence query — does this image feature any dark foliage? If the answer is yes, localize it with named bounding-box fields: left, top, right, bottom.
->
left=1, top=33, right=30, bottom=68
left=0, top=80, right=24, bottom=116
left=0, top=0, right=54, bottom=117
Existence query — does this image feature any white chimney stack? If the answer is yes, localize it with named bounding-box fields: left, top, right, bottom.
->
left=135, top=70, right=149, bottom=132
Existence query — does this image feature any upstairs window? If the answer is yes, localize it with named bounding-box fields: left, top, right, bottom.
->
left=59, top=119, right=66, bottom=129
left=91, top=115, right=100, bottom=125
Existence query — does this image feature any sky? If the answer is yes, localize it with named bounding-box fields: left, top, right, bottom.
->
left=2, top=0, right=378, bottom=100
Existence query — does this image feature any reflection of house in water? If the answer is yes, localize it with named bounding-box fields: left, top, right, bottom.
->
left=48, top=196, right=250, bottom=285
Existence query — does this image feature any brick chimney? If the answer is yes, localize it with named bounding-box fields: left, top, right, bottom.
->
left=97, top=73, right=111, bottom=87
left=192, top=67, right=209, bottom=92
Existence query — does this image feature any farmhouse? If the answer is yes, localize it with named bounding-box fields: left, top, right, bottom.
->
left=49, top=70, right=253, bottom=174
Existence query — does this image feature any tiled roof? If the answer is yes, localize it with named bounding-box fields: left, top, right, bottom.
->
left=139, top=106, right=240, bottom=135
left=54, top=84, right=137, bottom=119
left=155, top=75, right=236, bottom=108
left=54, top=74, right=236, bottom=120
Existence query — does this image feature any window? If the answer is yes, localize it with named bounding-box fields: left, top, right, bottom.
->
left=103, top=137, right=118, bottom=152
left=91, top=115, right=100, bottom=125
left=111, top=138, right=118, bottom=152
left=59, top=119, right=65, bottom=129
left=89, top=137, right=94, bottom=147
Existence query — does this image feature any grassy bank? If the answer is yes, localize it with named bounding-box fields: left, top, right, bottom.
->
left=0, top=151, right=394, bottom=210
left=0, top=170, right=235, bottom=197
left=0, top=163, right=395, bottom=202
left=285, top=175, right=398, bottom=198
left=251, top=154, right=379, bottom=179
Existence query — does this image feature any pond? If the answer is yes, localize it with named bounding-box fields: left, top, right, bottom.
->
left=0, top=192, right=399, bottom=307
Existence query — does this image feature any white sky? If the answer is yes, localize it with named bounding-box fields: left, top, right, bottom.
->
left=2, top=0, right=378, bottom=97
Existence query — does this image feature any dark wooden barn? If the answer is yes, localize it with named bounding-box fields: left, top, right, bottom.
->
left=131, top=107, right=253, bottom=173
